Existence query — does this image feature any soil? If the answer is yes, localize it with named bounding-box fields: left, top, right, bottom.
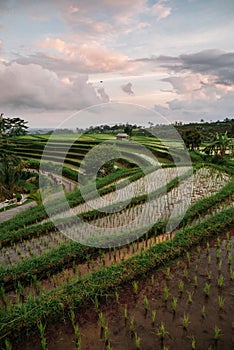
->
left=14, top=229, right=234, bottom=350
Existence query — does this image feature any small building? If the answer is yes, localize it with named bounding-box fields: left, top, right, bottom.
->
left=116, top=133, right=129, bottom=140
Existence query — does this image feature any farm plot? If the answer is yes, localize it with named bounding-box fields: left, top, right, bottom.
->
left=0, top=169, right=232, bottom=312
left=49, top=166, right=189, bottom=221
left=17, top=229, right=233, bottom=350
left=0, top=195, right=233, bottom=309
left=0, top=166, right=230, bottom=266
left=65, top=167, right=231, bottom=244
left=0, top=207, right=233, bottom=349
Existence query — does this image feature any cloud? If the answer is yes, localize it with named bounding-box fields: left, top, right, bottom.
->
left=97, top=87, right=110, bottom=103
left=0, top=61, right=101, bottom=110
left=152, top=50, right=234, bottom=86
left=27, top=38, right=141, bottom=74
left=154, top=90, right=234, bottom=123
left=121, top=82, right=134, bottom=95
left=151, top=0, right=171, bottom=21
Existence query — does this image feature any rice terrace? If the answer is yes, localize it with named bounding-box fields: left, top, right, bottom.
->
left=0, top=113, right=234, bottom=350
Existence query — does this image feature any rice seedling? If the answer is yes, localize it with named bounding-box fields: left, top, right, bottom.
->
left=194, top=275, right=198, bottom=287
left=166, top=267, right=171, bottom=279
left=201, top=305, right=206, bottom=318
left=228, top=252, right=232, bottom=265
left=135, top=332, right=141, bottom=349
left=37, top=322, right=47, bottom=350
left=151, top=275, right=155, bottom=286
left=191, top=336, right=196, bottom=349
left=226, top=241, right=231, bottom=252
left=187, top=291, right=194, bottom=304
left=98, top=312, right=105, bottom=337
left=94, top=295, right=99, bottom=312
left=216, top=237, right=221, bottom=247
left=183, top=267, right=188, bottom=279
left=207, top=270, right=212, bottom=281
left=216, top=248, right=221, bottom=260
left=218, top=274, right=224, bottom=288
left=182, top=314, right=189, bottom=330
left=74, top=325, right=81, bottom=349
left=104, top=326, right=109, bottom=346
left=70, top=310, right=81, bottom=349
left=197, top=245, right=201, bottom=258
left=115, top=291, right=119, bottom=305
left=157, top=322, right=169, bottom=341
left=218, top=259, right=222, bottom=272
left=213, top=326, right=221, bottom=341
left=204, top=282, right=211, bottom=297
left=164, top=286, right=169, bottom=302
left=178, top=280, right=184, bottom=295
left=172, top=297, right=177, bottom=314
left=143, top=296, right=149, bottom=315
left=106, top=343, right=113, bottom=350
left=186, top=252, right=191, bottom=265
left=207, top=254, right=211, bottom=265
left=218, top=295, right=225, bottom=310
left=4, top=339, right=12, bottom=350
left=133, top=281, right=138, bottom=296
left=130, top=315, right=135, bottom=337
left=124, top=304, right=128, bottom=325
left=151, top=310, right=156, bottom=326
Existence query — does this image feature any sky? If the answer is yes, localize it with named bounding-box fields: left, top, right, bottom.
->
left=0, top=0, right=234, bottom=128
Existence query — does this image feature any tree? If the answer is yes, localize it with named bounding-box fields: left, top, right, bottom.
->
left=124, top=124, right=133, bottom=137
left=0, top=113, right=28, bottom=200
left=203, top=132, right=233, bottom=158
left=0, top=113, right=28, bottom=138
left=180, top=128, right=202, bottom=151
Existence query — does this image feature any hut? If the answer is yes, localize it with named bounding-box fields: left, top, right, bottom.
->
left=116, top=133, right=129, bottom=140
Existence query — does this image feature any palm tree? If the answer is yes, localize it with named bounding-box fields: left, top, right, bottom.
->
left=27, top=190, right=43, bottom=206
left=203, top=132, right=232, bottom=158
left=0, top=153, right=27, bottom=199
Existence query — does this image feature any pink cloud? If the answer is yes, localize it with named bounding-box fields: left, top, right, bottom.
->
left=39, top=38, right=141, bottom=73
left=162, top=73, right=234, bottom=102
left=151, top=0, right=171, bottom=21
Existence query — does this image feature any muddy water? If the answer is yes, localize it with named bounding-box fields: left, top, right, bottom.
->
left=1, top=200, right=233, bottom=308
left=15, top=230, right=234, bottom=350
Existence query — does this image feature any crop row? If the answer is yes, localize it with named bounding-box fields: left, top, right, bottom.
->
left=47, top=166, right=190, bottom=223
left=0, top=167, right=197, bottom=264
left=0, top=176, right=233, bottom=295
left=0, top=206, right=233, bottom=345
left=0, top=167, right=143, bottom=236
left=0, top=196, right=232, bottom=311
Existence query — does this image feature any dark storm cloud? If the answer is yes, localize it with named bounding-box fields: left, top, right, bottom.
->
left=121, top=82, right=134, bottom=95
left=136, top=49, right=234, bottom=86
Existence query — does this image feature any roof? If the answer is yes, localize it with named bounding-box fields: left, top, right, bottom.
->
left=116, top=133, right=128, bottom=137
